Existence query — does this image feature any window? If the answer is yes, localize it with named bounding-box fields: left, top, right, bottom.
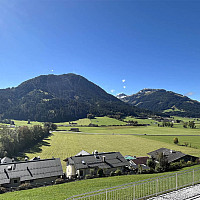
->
left=14, top=180, right=18, bottom=183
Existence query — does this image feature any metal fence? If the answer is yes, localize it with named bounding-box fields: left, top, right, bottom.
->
left=66, top=167, right=200, bottom=200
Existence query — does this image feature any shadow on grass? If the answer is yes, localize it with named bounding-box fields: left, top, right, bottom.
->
left=18, top=133, right=53, bottom=159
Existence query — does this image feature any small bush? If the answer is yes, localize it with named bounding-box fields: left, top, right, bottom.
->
left=0, top=187, right=7, bottom=194
left=55, top=178, right=65, bottom=184
left=110, top=171, right=115, bottom=176
left=97, top=168, right=104, bottom=177
left=115, top=169, right=122, bottom=176
left=187, top=161, right=192, bottom=166
left=85, top=174, right=92, bottom=179
left=18, top=183, right=32, bottom=190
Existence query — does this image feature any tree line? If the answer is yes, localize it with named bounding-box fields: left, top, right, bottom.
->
left=0, top=123, right=57, bottom=157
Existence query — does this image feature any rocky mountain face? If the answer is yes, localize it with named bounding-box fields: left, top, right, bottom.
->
left=117, top=88, right=200, bottom=118
left=0, top=74, right=151, bottom=122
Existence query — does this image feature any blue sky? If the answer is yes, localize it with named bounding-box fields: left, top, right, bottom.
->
left=0, top=0, right=200, bottom=100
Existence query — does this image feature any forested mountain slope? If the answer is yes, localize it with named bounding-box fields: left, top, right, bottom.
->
left=117, top=89, right=200, bottom=118
left=0, top=74, right=151, bottom=122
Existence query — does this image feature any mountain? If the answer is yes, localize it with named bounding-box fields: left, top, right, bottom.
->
left=117, top=88, right=200, bottom=118
left=0, top=74, right=151, bottom=122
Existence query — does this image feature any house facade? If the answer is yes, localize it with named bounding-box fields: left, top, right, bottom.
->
left=64, top=150, right=129, bottom=179
left=0, top=157, right=63, bottom=187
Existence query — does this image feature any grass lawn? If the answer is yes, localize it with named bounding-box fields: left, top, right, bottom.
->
left=124, top=116, right=158, bottom=125
left=91, top=116, right=127, bottom=126
left=56, top=117, right=126, bottom=126
left=141, top=135, right=200, bottom=149
left=1, top=164, right=200, bottom=200
left=56, top=125, right=200, bottom=135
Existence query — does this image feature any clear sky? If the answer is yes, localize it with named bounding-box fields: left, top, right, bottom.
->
left=0, top=0, right=200, bottom=100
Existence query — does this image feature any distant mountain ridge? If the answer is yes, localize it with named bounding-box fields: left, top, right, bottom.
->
left=0, top=74, right=151, bottom=122
left=117, top=88, right=200, bottom=118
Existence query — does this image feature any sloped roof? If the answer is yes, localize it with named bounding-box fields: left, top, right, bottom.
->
left=0, top=158, right=63, bottom=185
left=132, top=157, right=149, bottom=165
left=147, top=148, right=197, bottom=163
left=66, top=152, right=129, bottom=170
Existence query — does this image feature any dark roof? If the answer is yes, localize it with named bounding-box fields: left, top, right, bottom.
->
left=131, top=157, right=149, bottom=165
left=66, top=152, right=129, bottom=170
left=0, top=158, right=63, bottom=185
left=147, top=148, right=197, bottom=163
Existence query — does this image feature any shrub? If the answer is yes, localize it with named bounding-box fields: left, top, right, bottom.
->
left=187, top=161, right=192, bottom=166
left=55, top=178, right=65, bottom=184
left=97, top=168, right=104, bottom=177
left=0, top=187, right=7, bottom=194
left=110, top=171, right=115, bottom=176
left=173, top=137, right=179, bottom=145
left=155, top=165, right=162, bottom=173
left=85, top=174, right=92, bottom=179
left=18, top=183, right=32, bottom=190
left=115, top=169, right=122, bottom=176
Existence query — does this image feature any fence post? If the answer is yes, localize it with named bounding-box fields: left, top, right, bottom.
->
left=133, top=184, right=135, bottom=200
left=176, top=173, right=178, bottom=190
left=193, top=169, right=195, bottom=185
left=106, top=189, right=107, bottom=200
left=156, top=178, right=158, bottom=196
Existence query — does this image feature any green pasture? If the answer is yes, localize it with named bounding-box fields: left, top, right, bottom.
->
left=2, top=164, right=200, bottom=200
left=12, top=120, right=42, bottom=127
left=173, top=116, right=200, bottom=123
left=141, top=135, right=200, bottom=149
left=124, top=116, right=158, bottom=125
left=25, top=130, right=200, bottom=170
left=91, top=116, right=126, bottom=126
left=57, top=125, right=200, bottom=135
left=56, top=117, right=126, bottom=126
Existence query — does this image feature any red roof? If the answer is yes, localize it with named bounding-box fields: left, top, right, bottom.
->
left=131, top=157, right=149, bottom=165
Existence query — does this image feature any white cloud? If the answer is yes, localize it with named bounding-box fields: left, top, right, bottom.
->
left=122, top=79, right=125, bottom=83
left=123, top=86, right=126, bottom=89
left=185, top=92, right=194, bottom=96
left=111, top=89, right=115, bottom=93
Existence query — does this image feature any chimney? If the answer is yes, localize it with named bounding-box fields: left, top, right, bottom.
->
left=25, top=157, right=28, bottom=161
left=102, top=156, right=106, bottom=162
left=12, top=158, right=15, bottom=162
left=94, top=150, right=98, bottom=155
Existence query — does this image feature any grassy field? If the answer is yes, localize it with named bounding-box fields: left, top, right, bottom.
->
left=2, top=164, right=200, bottom=200
left=124, top=116, right=158, bottom=125
left=91, top=116, right=126, bottom=126
left=25, top=131, right=200, bottom=170
left=57, top=125, right=200, bottom=135
left=141, top=135, right=200, bottom=149
left=56, top=117, right=127, bottom=126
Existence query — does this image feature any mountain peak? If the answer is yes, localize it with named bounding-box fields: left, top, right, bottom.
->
left=116, top=93, right=127, bottom=99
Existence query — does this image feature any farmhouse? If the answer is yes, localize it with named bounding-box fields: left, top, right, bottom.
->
left=0, top=157, right=63, bottom=187
left=64, top=150, right=129, bottom=179
left=147, top=148, right=198, bottom=163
